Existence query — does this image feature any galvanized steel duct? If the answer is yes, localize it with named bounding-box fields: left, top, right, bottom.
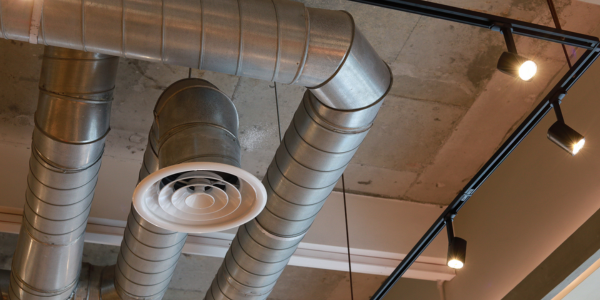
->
left=115, top=79, right=242, bottom=300
left=206, top=88, right=387, bottom=300
left=0, top=0, right=392, bottom=299
left=0, top=0, right=390, bottom=110
left=8, top=47, right=119, bottom=300
left=116, top=207, right=187, bottom=300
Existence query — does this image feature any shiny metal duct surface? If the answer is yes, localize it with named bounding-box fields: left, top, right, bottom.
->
left=0, top=0, right=390, bottom=109
left=114, top=79, right=245, bottom=300
left=205, top=87, right=389, bottom=300
left=0, top=1, right=392, bottom=298
left=8, top=47, right=119, bottom=300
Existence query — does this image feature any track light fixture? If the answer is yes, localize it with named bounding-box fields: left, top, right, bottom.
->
left=495, top=25, right=537, bottom=81
left=547, top=95, right=585, bottom=156
left=446, top=215, right=466, bottom=270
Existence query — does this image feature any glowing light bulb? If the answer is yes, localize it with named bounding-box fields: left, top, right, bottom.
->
left=573, top=138, right=585, bottom=155
left=519, top=60, right=537, bottom=81
left=548, top=121, right=585, bottom=156
left=448, top=259, right=464, bottom=269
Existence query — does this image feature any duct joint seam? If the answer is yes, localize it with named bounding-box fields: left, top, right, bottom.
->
left=158, top=123, right=239, bottom=146
left=253, top=219, right=307, bottom=241
left=29, top=0, right=43, bottom=44
left=289, top=6, right=310, bottom=85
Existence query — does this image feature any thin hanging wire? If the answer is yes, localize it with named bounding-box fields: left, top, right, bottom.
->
left=274, top=82, right=282, bottom=141
left=342, top=174, right=355, bottom=300
left=546, top=0, right=572, bottom=68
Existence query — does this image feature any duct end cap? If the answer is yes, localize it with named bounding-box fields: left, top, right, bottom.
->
left=133, top=162, right=266, bottom=233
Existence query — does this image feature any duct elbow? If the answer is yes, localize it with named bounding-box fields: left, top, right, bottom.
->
left=305, top=11, right=393, bottom=110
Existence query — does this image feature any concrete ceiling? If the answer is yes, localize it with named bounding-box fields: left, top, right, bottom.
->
left=1, top=0, right=599, bottom=207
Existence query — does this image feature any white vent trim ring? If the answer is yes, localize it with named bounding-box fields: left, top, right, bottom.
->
left=133, top=162, right=267, bottom=233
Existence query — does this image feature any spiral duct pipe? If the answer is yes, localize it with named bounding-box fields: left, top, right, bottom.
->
left=0, top=0, right=392, bottom=298
left=206, top=85, right=388, bottom=300
left=7, top=47, right=119, bottom=300
left=114, top=79, right=255, bottom=300
left=0, top=0, right=390, bottom=110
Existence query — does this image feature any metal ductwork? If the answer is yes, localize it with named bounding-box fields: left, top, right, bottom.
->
left=115, top=206, right=187, bottom=300
left=206, top=89, right=386, bottom=300
left=131, top=79, right=266, bottom=234
left=1, top=0, right=393, bottom=299
left=115, top=79, right=266, bottom=300
left=7, top=47, right=119, bottom=300
left=0, top=0, right=390, bottom=110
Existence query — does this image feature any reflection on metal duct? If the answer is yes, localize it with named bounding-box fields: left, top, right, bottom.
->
left=0, top=0, right=390, bottom=110
left=8, top=47, right=119, bottom=300
left=0, top=0, right=392, bottom=298
left=205, top=87, right=388, bottom=300
left=114, top=79, right=243, bottom=300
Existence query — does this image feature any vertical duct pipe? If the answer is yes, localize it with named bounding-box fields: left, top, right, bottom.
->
left=114, top=79, right=244, bottom=300
left=202, top=2, right=391, bottom=297
left=115, top=207, right=187, bottom=300
left=8, top=47, right=119, bottom=300
left=206, top=88, right=387, bottom=300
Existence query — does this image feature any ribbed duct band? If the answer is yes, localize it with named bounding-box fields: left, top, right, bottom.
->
left=0, top=0, right=390, bottom=110
left=115, top=79, right=259, bottom=300
left=206, top=88, right=387, bottom=300
left=114, top=207, right=187, bottom=300
left=1, top=1, right=391, bottom=298
left=8, top=47, right=119, bottom=300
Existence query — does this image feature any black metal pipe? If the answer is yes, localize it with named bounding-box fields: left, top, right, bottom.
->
left=350, top=0, right=599, bottom=49
left=502, top=28, right=518, bottom=54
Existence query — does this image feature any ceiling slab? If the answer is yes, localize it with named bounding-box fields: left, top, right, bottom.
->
left=2, top=0, right=600, bottom=207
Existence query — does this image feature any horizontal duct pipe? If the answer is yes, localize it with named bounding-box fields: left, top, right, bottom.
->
left=206, top=87, right=388, bottom=300
left=114, top=79, right=244, bottom=300
left=0, top=0, right=390, bottom=110
left=8, top=47, right=118, bottom=300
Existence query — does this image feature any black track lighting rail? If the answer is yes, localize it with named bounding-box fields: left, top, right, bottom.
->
left=350, top=0, right=599, bottom=49
left=349, top=0, right=600, bottom=299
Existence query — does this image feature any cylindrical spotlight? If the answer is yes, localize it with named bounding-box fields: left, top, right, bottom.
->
left=548, top=121, right=585, bottom=156
left=497, top=52, right=537, bottom=81
left=447, top=237, right=467, bottom=269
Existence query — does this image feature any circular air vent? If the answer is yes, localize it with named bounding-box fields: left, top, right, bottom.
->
left=133, top=162, right=266, bottom=233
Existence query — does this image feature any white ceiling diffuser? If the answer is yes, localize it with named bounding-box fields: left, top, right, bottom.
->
left=133, top=162, right=266, bottom=233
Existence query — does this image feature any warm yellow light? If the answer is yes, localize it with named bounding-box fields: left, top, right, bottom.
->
left=518, top=60, right=537, bottom=81
left=448, top=259, right=464, bottom=269
left=573, top=138, right=585, bottom=155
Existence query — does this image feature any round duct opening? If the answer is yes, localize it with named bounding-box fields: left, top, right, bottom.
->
left=133, top=162, right=266, bottom=233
